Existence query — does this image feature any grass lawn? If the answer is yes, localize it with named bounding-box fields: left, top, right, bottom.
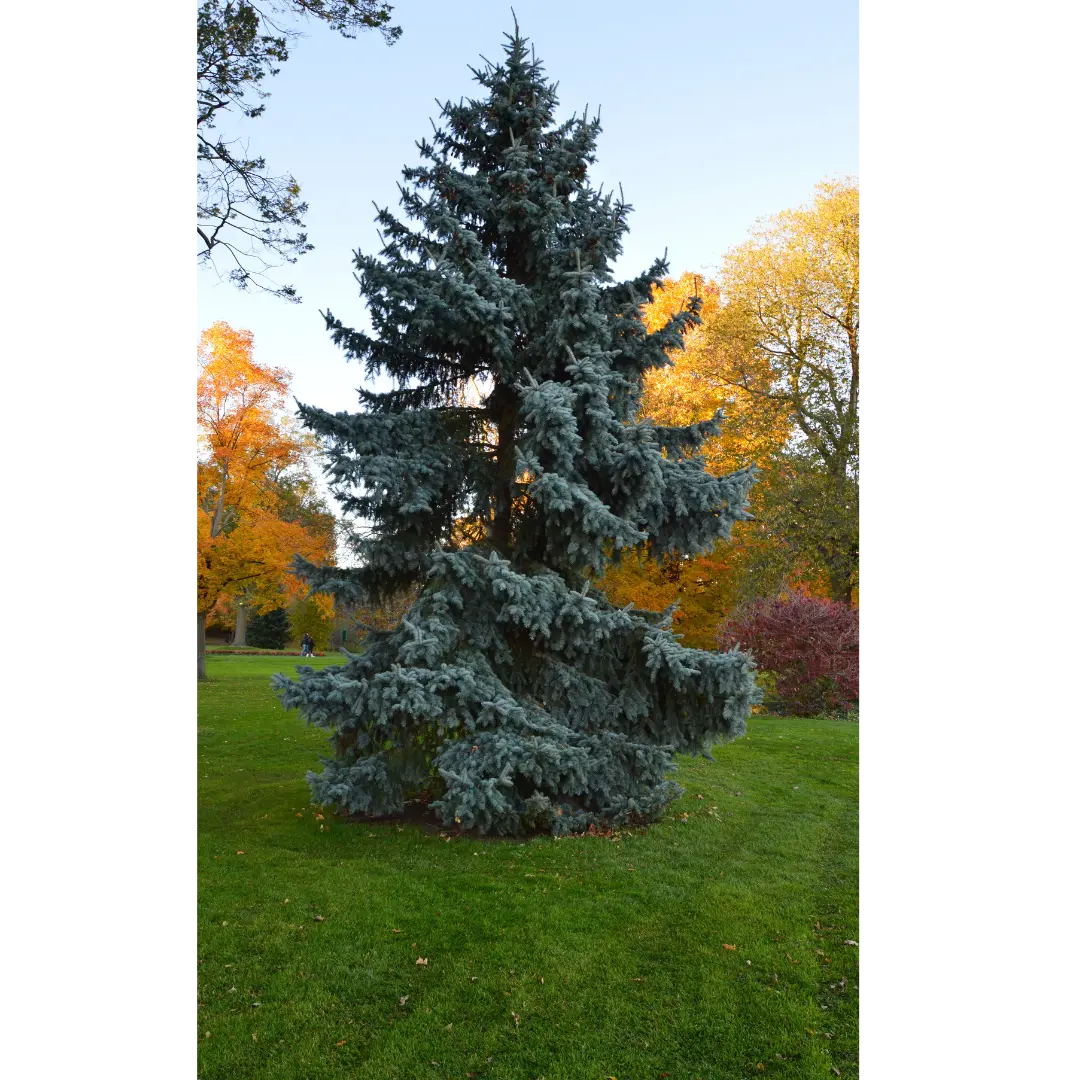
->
left=198, top=654, right=858, bottom=1080
left=205, top=646, right=296, bottom=653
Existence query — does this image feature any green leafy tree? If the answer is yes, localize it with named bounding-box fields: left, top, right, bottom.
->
left=743, top=452, right=858, bottom=603
left=273, top=27, right=761, bottom=835
left=288, top=597, right=333, bottom=650
left=197, top=1, right=401, bottom=300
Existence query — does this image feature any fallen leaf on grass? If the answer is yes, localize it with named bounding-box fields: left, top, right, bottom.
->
left=512, top=1011, right=520, bottom=1026
left=335, top=1039, right=347, bottom=1047
left=723, top=944, right=737, bottom=951
left=469, top=976, right=478, bottom=983
left=252, top=1033, right=258, bottom=1042
left=632, top=977, right=643, bottom=983
left=399, top=996, right=408, bottom=1006
left=392, top=929, right=401, bottom=934
left=416, top=957, right=429, bottom=966
left=832, top=1069, right=841, bottom=1077
left=296, top=813, right=303, bottom=819
left=843, top=940, right=858, bottom=947
left=445, top=1023, right=453, bottom=1031
left=313, top=915, right=325, bottom=922
left=236, top=851, right=245, bottom=855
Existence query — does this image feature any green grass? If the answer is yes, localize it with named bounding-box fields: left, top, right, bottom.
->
left=205, top=645, right=327, bottom=656
left=199, top=654, right=858, bottom=1080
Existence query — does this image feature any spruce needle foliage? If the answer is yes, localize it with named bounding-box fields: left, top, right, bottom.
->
left=273, top=26, right=761, bottom=835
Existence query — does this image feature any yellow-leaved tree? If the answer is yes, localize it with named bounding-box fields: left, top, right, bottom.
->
left=598, top=273, right=791, bottom=646
left=599, top=177, right=859, bottom=641
left=707, top=177, right=859, bottom=602
left=197, top=321, right=335, bottom=678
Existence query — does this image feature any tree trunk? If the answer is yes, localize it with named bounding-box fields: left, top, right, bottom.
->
left=211, top=464, right=228, bottom=537
left=233, top=601, right=248, bottom=646
left=197, top=609, right=207, bottom=681
left=488, top=381, right=518, bottom=554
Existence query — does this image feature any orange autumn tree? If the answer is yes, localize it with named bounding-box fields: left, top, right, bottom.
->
left=197, top=321, right=335, bottom=678
left=597, top=273, right=793, bottom=646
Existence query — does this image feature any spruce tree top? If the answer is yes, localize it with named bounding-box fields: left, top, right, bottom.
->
left=296, top=26, right=753, bottom=599
left=276, top=26, right=761, bottom=837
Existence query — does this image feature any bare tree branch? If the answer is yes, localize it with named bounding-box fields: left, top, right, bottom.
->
left=197, top=1, right=401, bottom=301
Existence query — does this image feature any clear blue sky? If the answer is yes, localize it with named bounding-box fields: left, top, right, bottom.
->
left=198, top=0, right=858, bottom=417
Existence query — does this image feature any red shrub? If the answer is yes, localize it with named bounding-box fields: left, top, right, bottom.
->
left=717, top=592, right=858, bottom=716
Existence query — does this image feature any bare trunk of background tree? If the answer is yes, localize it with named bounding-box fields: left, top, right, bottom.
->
left=197, top=610, right=207, bottom=681
left=233, top=601, right=248, bottom=646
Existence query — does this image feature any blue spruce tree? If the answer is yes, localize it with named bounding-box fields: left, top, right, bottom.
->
left=273, top=26, right=761, bottom=835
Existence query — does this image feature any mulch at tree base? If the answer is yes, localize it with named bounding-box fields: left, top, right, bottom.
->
left=335, top=796, right=651, bottom=841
